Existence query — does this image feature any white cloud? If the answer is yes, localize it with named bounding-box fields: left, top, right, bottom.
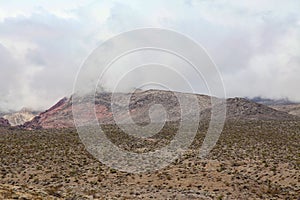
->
left=0, top=0, right=299, bottom=111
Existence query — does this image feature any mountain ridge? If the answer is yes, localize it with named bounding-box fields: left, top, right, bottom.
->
left=249, top=97, right=300, bottom=117
left=23, top=90, right=299, bottom=129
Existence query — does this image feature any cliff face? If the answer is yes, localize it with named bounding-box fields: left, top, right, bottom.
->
left=23, top=90, right=298, bottom=129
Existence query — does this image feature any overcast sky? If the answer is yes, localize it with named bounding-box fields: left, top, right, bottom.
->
left=0, top=0, right=300, bottom=111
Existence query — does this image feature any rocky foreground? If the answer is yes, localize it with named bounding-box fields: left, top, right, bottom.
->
left=0, top=119, right=299, bottom=199
left=1, top=90, right=299, bottom=199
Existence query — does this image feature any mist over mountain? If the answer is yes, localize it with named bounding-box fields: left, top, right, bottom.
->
left=2, top=108, right=39, bottom=126
left=249, top=97, right=299, bottom=106
left=249, top=96, right=300, bottom=117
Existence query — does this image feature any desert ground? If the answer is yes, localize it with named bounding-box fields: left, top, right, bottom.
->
left=0, top=119, right=299, bottom=199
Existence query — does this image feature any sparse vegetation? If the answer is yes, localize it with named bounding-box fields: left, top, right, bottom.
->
left=0, top=119, right=299, bottom=199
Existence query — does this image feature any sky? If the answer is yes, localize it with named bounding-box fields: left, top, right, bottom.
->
left=0, top=0, right=300, bottom=111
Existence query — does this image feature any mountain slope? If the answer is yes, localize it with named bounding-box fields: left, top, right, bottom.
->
left=250, top=97, right=300, bottom=117
left=23, top=90, right=298, bottom=129
left=270, top=104, right=300, bottom=117
left=3, top=108, right=38, bottom=126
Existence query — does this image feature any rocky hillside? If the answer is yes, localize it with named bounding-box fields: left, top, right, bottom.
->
left=249, top=97, right=296, bottom=105
left=23, top=90, right=210, bottom=129
left=224, top=98, right=298, bottom=120
left=23, top=98, right=73, bottom=129
left=3, top=108, right=38, bottom=126
left=269, top=104, right=300, bottom=117
left=0, top=117, right=10, bottom=127
left=250, top=97, right=300, bottom=117
left=23, top=90, right=298, bottom=129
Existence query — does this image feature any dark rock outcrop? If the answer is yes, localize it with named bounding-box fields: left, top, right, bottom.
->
left=0, top=117, right=10, bottom=127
